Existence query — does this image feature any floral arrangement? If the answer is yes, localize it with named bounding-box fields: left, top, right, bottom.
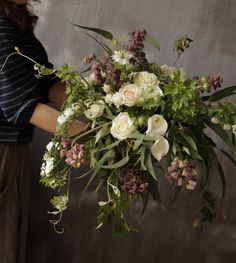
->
left=35, top=26, right=236, bottom=235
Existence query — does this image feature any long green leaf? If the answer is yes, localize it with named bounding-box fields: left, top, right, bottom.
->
left=85, top=33, right=112, bottom=54
left=145, top=144, right=157, bottom=180
left=73, top=24, right=113, bottom=40
left=208, top=85, right=236, bottom=102
left=102, top=155, right=129, bottom=169
left=220, top=149, right=236, bottom=167
left=205, top=119, right=235, bottom=151
left=179, top=133, right=198, bottom=152
left=171, top=186, right=182, bottom=204
left=145, top=33, right=160, bottom=51
left=217, top=162, right=226, bottom=201
left=148, top=176, right=165, bottom=210
left=140, top=191, right=149, bottom=219
left=83, top=150, right=112, bottom=193
left=129, top=131, right=156, bottom=141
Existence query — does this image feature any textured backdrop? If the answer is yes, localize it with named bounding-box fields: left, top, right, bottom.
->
left=27, top=0, right=236, bottom=262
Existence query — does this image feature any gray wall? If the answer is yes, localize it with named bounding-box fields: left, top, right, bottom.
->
left=27, top=0, right=236, bottom=263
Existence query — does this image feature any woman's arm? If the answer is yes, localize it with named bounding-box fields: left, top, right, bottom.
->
left=48, top=81, right=67, bottom=107
left=29, top=102, right=86, bottom=135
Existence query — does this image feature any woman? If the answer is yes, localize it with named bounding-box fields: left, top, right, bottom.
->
left=0, top=1, right=85, bottom=262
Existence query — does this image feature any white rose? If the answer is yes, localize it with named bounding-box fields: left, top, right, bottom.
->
left=111, top=112, right=135, bottom=140
left=148, top=84, right=163, bottom=98
left=119, top=84, right=142, bottom=107
left=134, top=71, right=159, bottom=88
left=112, top=92, right=123, bottom=107
left=85, top=103, right=105, bottom=120
left=151, top=137, right=169, bottom=161
left=146, top=114, right=168, bottom=137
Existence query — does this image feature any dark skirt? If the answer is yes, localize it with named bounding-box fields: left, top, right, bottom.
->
left=0, top=144, right=29, bottom=263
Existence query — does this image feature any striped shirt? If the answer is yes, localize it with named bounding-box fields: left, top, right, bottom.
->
left=0, top=13, right=58, bottom=144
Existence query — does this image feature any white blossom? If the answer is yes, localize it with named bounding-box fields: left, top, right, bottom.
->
left=211, top=117, right=220, bottom=124
left=57, top=103, right=80, bottom=125
left=186, top=180, right=197, bottom=190
left=112, top=50, right=133, bottom=65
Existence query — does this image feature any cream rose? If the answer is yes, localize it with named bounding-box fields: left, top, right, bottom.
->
left=146, top=114, right=168, bottom=137
left=119, top=84, right=141, bottom=106
left=85, top=103, right=105, bottom=119
left=134, top=71, right=159, bottom=88
left=111, top=112, right=135, bottom=140
left=151, top=137, right=169, bottom=161
left=112, top=92, right=123, bottom=108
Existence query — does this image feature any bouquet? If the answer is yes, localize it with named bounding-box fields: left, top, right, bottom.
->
left=35, top=26, right=236, bottom=235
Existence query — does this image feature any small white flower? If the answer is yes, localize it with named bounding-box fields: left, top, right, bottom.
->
left=160, top=64, right=175, bottom=77
left=223, top=124, right=231, bottom=130
left=146, top=114, right=168, bottom=137
left=112, top=92, right=123, bottom=108
left=85, top=103, right=105, bottom=120
left=186, top=180, right=197, bottom=190
left=104, top=94, right=113, bottom=105
left=41, top=157, right=54, bottom=177
left=112, top=50, right=133, bottom=65
left=82, top=72, right=96, bottom=87
left=46, top=141, right=54, bottom=152
left=119, top=84, right=142, bottom=107
left=232, top=124, right=236, bottom=135
left=111, top=112, right=135, bottom=140
left=57, top=103, right=80, bottom=125
left=134, top=71, right=159, bottom=88
left=151, top=137, right=169, bottom=161
left=211, top=117, right=220, bottom=124
left=102, top=84, right=112, bottom=93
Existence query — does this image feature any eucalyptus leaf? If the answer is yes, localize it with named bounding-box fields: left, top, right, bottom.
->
left=102, top=155, right=129, bottom=169
left=145, top=144, right=157, bottom=180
